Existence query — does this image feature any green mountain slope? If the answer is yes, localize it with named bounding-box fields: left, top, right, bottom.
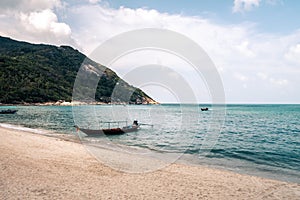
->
left=0, top=36, right=156, bottom=104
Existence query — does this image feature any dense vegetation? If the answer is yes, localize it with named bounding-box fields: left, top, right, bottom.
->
left=0, top=36, right=154, bottom=104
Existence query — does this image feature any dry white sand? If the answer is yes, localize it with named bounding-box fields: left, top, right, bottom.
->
left=0, top=127, right=299, bottom=199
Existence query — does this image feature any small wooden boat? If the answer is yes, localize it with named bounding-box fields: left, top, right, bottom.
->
left=76, top=125, right=139, bottom=136
left=75, top=120, right=140, bottom=136
left=201, top=107, right=209, bottom=111
left=0, top=109, right=18, bottom=114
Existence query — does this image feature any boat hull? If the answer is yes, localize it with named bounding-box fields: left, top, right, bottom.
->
left=76, top=125, right=139, bottom=136
left=0, top=109, right=18, bottom=114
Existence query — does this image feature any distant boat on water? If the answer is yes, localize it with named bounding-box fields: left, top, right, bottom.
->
left=0, top=109, right=18, bottom=114
left=75, top=120, right=140, bottom=136
left=201, top=107, right=209, bottom=111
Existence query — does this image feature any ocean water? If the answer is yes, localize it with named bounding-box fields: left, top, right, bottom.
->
left=0, top=104, right=299, bottom=183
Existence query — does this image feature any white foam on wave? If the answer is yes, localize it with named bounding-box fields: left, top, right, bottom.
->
left=0, top=123, right=51, bottom=135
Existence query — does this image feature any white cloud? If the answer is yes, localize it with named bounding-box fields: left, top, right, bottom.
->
left=64, top=4, right=300, bottom=103
left=284, top=44, right=300, bottom=64
left=232, top=0, right=282, bottom=13
left=257, top=72, right=268, bottom=80
left=269, top=78, right=289, bottom=87
left=235, top=40, right=255, bottom=57
left=20, top=9, right=71, bottom=36
left=233, top=0, right=261, bottom=13
left=257, top=72, right=289, bottom=87
left=0, top=0, right=76, bottom=47
left=67, top=4, right=256, bottom=57
left=87, top=0, right=101, bottom=4
left=0, top=0, right=63, bottom=13
left=234, top=72, right=249, bottom=81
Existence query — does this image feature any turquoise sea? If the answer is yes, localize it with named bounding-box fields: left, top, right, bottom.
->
left=0, top=104, right=299, bottom=183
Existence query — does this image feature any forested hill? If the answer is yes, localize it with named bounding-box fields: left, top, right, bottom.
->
left=0, top=36, right=156, bottom=104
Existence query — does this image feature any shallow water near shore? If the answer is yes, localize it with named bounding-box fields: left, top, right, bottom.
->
left=0, top=104, right=299, bottom=183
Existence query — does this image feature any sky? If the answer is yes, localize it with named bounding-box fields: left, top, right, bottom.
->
left=0, top=0, right=300, bottom=103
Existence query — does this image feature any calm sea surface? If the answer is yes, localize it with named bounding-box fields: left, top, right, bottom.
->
left=0, top=104, right=299, bottom=183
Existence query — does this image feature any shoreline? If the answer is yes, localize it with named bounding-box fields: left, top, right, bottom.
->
left=0, top=99, right=160, bottom=107
left=2, top=103, right=300, bottom=107
left=1, top=126, right=299, bottom=199
left=1, top=122, right=299, bottom=183
left=1, top=122, right=300, bottom=183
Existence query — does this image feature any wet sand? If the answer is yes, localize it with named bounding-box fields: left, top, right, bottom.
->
left=0, top=127, right=299, bottom=199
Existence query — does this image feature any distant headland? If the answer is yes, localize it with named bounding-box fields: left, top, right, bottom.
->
left=0, top=36, right=158, bottom=105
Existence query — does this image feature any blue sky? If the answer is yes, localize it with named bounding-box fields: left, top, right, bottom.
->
left=101, top=0, right=300, bottom=34
left=0, top=0, right=300, bottom=103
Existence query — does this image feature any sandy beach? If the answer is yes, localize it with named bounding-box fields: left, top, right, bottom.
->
left=0, top=126, right=299, bottom=200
